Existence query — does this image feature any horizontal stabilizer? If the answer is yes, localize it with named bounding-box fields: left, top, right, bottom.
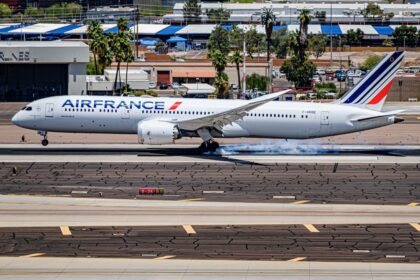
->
left=350, top=110, right=405, bottom=122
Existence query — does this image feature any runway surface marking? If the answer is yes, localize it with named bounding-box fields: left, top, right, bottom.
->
left=408, top=202, right=419, bottom=207
left=2, top=224, right=419, bottom=262
left=182, top=224, right=196, bottom=234
left=18, top=253, right=45, bottom=258
left=178, top=198, right=206, bottom=202
left=303, top=224, right=320, bottom=233
left=409, top=222, right=420, bottom=231
left=292, top=200, right=310, bottom=204
left=60, top=226, right=72, bottom=236
left=155, top=255, right=176, bottom=260
left=287, top=257, right=307, bottom=262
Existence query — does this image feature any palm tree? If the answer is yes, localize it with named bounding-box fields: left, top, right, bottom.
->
left=214, top=72, right=229, bottom=99
left=210, top=49, right=227, bottom=73
left=297, top=9, right=312, bottom=61
left=87, top=20, right=104, bottom=75
left=124, top=45, right=134, bottom=93
left=261, top=7, right=276, bottom=62
left=229, top=50, right=243, bottom=92
left=109, top=18, right=133, bottom=94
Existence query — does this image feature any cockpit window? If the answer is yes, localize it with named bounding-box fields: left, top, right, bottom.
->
left=21, top=106, right=27, bottom=110
left=25, top=107, right=32, bottom=111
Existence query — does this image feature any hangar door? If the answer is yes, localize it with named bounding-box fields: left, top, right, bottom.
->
left=0, top=64, right=68, bottom=102
left=157, top=71, right=170, bottom=85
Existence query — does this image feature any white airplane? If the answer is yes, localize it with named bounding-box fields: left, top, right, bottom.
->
left=13, top=51, right=404, bottom=153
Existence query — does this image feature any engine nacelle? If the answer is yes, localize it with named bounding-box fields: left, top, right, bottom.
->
left=137, top=120, right=180, bottom=145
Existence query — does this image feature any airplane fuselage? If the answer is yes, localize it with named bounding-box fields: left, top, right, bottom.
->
left=13, top=95, right=397, bottom=140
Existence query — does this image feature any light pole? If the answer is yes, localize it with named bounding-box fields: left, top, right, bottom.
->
left=329, top=0, right=333, bottom=67
left=242, top=37, right=246, bottom=94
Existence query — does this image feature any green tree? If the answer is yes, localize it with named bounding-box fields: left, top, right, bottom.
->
left=210, top=49, right=227, bottom=73
left=206, top=8, right=230, bottom=23
left=183, top=0, right=201, bottom=24
left=87, top=20, right=105, bottom=75
left=281, top=57, right=316, bottom=88
left=393, top=25, right=418, bottom=48
left=229, top=25, right=244, bottom=49
left=229, top=50, right=243, bottom=92
left=245, top=26, right=266, bottom=59
left=297, top=9, right=312, bottom=62
left=108, top=18, right=133, bottom=94
left=207, top=25, right=230, bottom=55
left=360, top=54, right=383, bottom=71
left=271, top=28, right=289, bottom=58
left=308, top=34, right=327, bottom=59
left=65, top=2, right=82, bottom=19
left=0, top=3, right=12, bottom=16
left=362, top=3, right=393, bottom=22
left=47, top=3, right=82, bottom=19
left=280, top=10, right=316, bottom=88
left=24, top=7, right=45, bottom=18
left=210, top=49, right=229, bottom=98
left=261, top=7, right=276, bottom=62
left=246, top=73, right=268, bottom=91
left=345, top=28, right=364, bottom=46
left=382, top=38, right=394, bottom=47
left=214, top=72, right=230, bottom=98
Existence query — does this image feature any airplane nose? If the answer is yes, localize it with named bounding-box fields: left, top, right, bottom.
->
left=11, top=112, right=22, bottom=126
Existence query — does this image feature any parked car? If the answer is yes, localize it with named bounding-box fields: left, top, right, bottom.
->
left=159, top=82, right=168, bottom=89
left=324, top=92, right=337, bottom=98
left=171, top=82, right=180, bottom=89
left=231, top=83, right=238, bottom=90
left=316, top=69, right=326, bottom=76
left=148, top=82, right=157, bottom=89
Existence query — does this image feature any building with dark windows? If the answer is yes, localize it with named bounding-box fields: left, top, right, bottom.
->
left=0, top=41, right=88, bottom=102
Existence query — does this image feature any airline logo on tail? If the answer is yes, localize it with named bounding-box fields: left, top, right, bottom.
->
left=340, top=51, right=404, bottom=107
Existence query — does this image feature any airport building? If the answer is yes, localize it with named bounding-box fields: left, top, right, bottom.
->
left=0, top=41, right=88, bottom=102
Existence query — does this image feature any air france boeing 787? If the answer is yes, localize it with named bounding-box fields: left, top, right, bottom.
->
left=13, top=51, right=404, bottom=152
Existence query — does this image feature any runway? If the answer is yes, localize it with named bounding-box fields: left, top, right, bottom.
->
left=0, top=224, right=419, bottom=262
left=0, top=195, right=419, bottom=263
left=1, top=257, right=420, bottom=280
left=1, top=158, right=419, bottom=204
left=0, top=195, right=419, bottom=226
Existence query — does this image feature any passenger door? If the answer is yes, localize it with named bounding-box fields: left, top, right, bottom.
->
left=121, top=109, right=130, bottom=119
left=45, top=103, right=54, bottom=118
left=321, top=111, right=329, bottom=125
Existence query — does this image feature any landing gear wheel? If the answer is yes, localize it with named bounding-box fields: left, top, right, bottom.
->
left=198, top=141, right=219, bottom=153
left=38, top=130, right=48, bottom=146
left=209, top=141, right=219, bottom=152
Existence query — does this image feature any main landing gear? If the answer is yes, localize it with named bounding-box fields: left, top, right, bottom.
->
left=197, top=128, right=219, bottom=153
left=38, top=130, right=48, bottom=146
left=198, top=140, right=219, bottom=153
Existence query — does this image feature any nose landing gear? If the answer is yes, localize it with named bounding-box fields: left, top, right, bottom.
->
left=37, top=130, right=48, bottom=146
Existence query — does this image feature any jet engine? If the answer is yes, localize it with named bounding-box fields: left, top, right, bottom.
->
left=137, top=120, right=180, bottom=145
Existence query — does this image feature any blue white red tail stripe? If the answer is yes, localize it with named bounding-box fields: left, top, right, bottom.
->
left=341, top=51, right=404, bottom=104
left=338, top=51, right=404, bottom=111
left=353, top=52, right=404, bottom=104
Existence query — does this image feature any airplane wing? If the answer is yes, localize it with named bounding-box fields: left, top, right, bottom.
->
left=175, top=90, right=290, bottom=131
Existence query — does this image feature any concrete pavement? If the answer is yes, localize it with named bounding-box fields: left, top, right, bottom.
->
left=1, top=257, right=419, bottom=279
left=0, top=195, right=419, bottom=227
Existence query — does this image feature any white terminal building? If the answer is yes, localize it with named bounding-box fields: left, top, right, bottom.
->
left=165, top=2, right=420, bottom=24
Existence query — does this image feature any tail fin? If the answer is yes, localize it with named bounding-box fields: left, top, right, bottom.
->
left=337, top=51, right=405, bottom=111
